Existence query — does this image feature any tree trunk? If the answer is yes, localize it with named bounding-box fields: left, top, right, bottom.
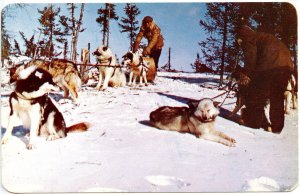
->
left=71, top=3, right=85, bottom=62
left=219, top=4, right=228, bottom=87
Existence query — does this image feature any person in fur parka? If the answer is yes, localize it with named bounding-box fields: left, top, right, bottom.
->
left=133, top=16, right=164, bottom=69
left=237, top=25, right=293, bottom=133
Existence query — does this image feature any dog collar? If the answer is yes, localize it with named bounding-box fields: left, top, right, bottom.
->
left=98, top=57, right=112, bottom=66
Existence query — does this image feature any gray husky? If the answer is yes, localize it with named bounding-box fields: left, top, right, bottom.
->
left=150, top=98, right=236, bottom=147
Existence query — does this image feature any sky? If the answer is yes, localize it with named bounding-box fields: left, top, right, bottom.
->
left=2, top=2, right=208, bottom=72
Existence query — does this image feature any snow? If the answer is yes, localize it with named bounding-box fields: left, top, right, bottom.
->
left=1, top=71, right=298, bottom=192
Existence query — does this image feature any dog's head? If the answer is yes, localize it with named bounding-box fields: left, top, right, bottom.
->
left=121, top=49, right=143, bottom=66
left=121, top=51, right=134, bottom=66
left=15, top=67, right=59, bottom=99
left=92, top=45, right=113, bottom=62
left=188, top=98, right=220, bottom=122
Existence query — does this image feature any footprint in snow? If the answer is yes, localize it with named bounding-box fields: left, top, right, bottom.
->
left=245, top=176, right=281, bottom=191
left=145, top=175, right=191, bottom=188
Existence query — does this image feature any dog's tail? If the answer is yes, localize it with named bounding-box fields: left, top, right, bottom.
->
left=66, top=122, right=90, bottom=133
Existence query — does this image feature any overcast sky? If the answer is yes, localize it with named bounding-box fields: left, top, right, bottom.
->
left=3, top=2, right=208, bottom=71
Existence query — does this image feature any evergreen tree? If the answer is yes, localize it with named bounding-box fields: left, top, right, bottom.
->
left=191, top=53, right=202, bottom=73
left=238, top=2, right=297, bottom=71
left=118, top=3, right=141, bottom=50
left=96, top=3, right=119, bottom=46
left=1, top=4, right=26, bottom=63
left=13, top=39, right=22, bottom=55
left=19, top=32, right=37, bottom=57
left=199, top=3, right=241, bottom=86
left=37, top=4, right=65, bottom=58
left=1, top=11, right=10, bottom=62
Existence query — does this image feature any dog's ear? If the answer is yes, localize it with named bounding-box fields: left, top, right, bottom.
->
left=213, top=101, right=220, bottom=108
left=187, top=100, right=199, bottom=111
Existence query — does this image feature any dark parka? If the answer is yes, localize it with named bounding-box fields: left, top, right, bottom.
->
left=237, top=26, right=293, bottom=77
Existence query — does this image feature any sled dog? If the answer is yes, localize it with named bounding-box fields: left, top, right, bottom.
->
left=2, top=67, right=89, bottom=149
left=284, top=74, right=297, bottom=114
left=10, top=58, right=82, bottom=103
left=92, top=46, right=126, bottom=91
left=149, top=98, right=236, bottom=147
left=122, top=49, right=149, bottom=86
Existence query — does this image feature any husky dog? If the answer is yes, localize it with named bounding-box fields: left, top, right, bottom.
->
left=150, top=98, right=236, bottom=147
left=122, top=49, right=157, bottom=84
left=92, top=46, right=126, bottom=91
left=2, top=67, right=89, bottom=149
left=122, top=49, right=149, bottom=86
left=10, top=58, right=82, bottom=103
left=284, top=74, right=297, bottom=114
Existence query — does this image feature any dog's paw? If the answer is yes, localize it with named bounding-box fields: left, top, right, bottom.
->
left=46, top=134, right=59, bottom=141
left=27, top=143, right=36, bottom=150
left=229, top=137, right=236, bottom=143
left=1, top=137, right=10, bottom=144
left=227, top=141, right=236, bottom=147
left=99, top=87, right=107, bottom=91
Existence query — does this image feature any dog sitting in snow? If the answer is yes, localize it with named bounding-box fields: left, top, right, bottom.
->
left=92, top=46, right=126, bottom=91
left=149, top=98, right=236, bottom=147
left=122, top=49, right=150, bottom=86
left=1, top=67, right=90, bottom=149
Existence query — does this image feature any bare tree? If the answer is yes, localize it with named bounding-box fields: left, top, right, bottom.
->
left=60, top=3, right=85, bottom=62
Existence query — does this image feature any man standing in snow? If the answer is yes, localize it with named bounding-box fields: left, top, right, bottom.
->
left=237, top=25, right=293, bottom=134
left=133, top=16, right=164, bottom=69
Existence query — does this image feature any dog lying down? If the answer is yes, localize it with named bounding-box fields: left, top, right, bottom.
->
left=150, top=98, right=236, bottom=147
left=1, top=67, right=90, bottom=149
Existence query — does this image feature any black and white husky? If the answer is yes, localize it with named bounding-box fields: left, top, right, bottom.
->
left=1, top=67, right=90, bottom=149
left=122, top=49, right=149, bottom=86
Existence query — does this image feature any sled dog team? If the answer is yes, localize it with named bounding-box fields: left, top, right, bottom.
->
left=2, top=46, right=297, bottom=149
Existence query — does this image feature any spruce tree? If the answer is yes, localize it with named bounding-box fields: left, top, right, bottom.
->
left=118, top=3, right=141, bottom=50
left=199, top=3, right=241, bottom=86
left=96, top=3, right=119, bottom=46
left=19, top=32, right=37, bottom=57
left=37, top=4, right=65, bottom=58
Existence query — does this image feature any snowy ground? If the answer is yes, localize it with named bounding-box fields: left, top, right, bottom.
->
left=1, top=71, right=298, bottom=192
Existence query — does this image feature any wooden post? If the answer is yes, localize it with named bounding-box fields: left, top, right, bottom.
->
left=168, top=47, right=171, bottom=71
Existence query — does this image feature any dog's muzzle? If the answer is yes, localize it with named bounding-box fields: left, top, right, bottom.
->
left=92, top=50, right=101, bottom=56
left=195, top=114, right=217, bottom=123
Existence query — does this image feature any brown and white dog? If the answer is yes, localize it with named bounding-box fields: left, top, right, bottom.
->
left=122, top=49, right=157, bottom=85
left=149, top=98, right=236, bottom=147
left=10, top=58, right=82, bottom=103
left=92, top=46, right=126, bottom=91
left=122, top=49, right=149, bottom=86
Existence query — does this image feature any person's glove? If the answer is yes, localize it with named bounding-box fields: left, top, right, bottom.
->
left=133, top=43, right=139, bottom=53
left=239, top=73, right=251, bottom=86
left=143, top=47, right=151, bottom=55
